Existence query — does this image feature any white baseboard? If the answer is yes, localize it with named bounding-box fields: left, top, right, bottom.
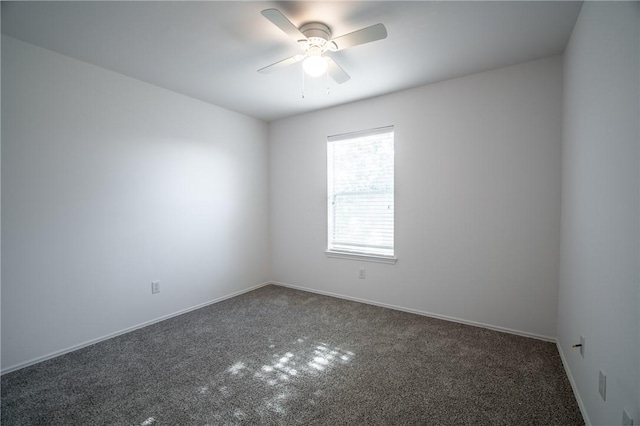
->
left=1, top=281, right=272, bottom=375
left=2, top=280, right=558, bottom=375
left=269, top=280, right=556, bottom=342
left=273, top=279, right=588, bottom=421
left=557, top=341, right=591, bottom=425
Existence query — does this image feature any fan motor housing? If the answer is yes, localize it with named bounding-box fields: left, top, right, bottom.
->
left=300, top=22, right=331, bottom=42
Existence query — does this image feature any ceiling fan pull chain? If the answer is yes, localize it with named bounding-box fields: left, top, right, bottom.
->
left=301, top=66, right=305, bottom=99
left=326, top=69, right=330, bottom=95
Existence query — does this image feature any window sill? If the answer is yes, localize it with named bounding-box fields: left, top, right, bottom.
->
left=324, top=250, right=397, bottom=264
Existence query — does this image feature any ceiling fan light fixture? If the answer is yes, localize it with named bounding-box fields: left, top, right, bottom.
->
left=303, top=54, right=328, bottom=77
left=259, top=9, right=386, bottom=85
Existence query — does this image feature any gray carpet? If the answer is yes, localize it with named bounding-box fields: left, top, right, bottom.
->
left=2, top=284, right=583, bottom=425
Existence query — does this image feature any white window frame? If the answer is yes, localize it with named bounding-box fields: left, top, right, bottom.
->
left=325, top=126, right=397, bottom=264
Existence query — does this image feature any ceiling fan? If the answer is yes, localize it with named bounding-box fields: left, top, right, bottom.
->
left=258, top=8, right=388, bottom=84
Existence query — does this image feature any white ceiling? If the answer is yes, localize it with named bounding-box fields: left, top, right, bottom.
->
left=1, top=1, right=582, bottom=122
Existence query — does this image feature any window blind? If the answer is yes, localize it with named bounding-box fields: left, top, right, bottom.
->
left=327, top=126, right=394, bottom=257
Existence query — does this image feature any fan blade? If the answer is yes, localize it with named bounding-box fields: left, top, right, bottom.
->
left=327, top=58, right=350, bottom=84
left=258, top=55, right=305, bottom=74
left=330, top=23, right=387, bottom=51
left=261, top=9, right=307, bottom=43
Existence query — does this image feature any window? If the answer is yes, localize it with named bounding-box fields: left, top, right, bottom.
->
left=326, top=126, right=395, bottom=263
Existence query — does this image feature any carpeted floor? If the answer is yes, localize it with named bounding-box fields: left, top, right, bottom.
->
left=1, top=284, right=583, bottom=425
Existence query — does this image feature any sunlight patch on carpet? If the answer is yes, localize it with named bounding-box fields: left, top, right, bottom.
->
left=211, top=339, right=356, bottom=417
left=228, top=362, right=246, bottom=375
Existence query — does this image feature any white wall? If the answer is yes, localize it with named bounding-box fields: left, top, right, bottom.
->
left=270, top=56, right=563, bottom=339
left=558, top=2, right=640, bottom=425
left=1, top=36, right=270, bottom=371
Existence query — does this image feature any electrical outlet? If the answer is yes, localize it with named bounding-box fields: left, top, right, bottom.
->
left=622, top=409, right=634, bottom=426
left=598, top=370, right=606, bottom=401
left=151, top=281, right=160, bottom=294
left=579, top=335, right=585, bottom=358
left=358, top=268, right=365, bottom=279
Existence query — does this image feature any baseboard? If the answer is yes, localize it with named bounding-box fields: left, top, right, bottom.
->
left=2, top=280, right=557, bottom=374
left=270, top=281, right=556, bottom=342
left=557, top=341, right=591, bottom=425
left=1, top=281, right=272, bottom=375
